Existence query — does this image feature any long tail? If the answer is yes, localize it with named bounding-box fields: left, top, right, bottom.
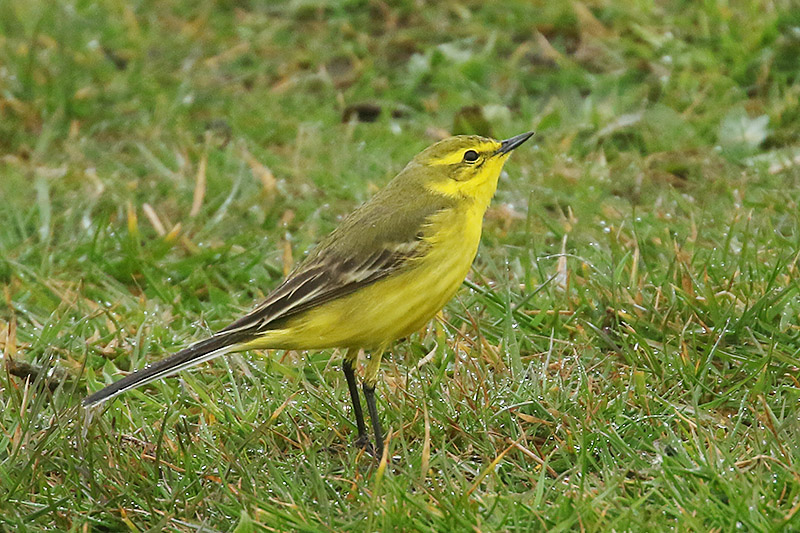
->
left=83, top=332, right=253, bottom=407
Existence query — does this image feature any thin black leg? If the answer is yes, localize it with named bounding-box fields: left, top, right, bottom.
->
left=343, top=358, right=369, bottom=447
left=363, top=383, right=384, bottom=459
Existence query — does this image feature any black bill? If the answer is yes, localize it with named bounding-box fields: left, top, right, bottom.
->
left=497, top=131, right=534, bottom=154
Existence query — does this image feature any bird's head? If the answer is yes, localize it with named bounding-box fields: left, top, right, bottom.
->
left=409, top=132, right=533, bottom=204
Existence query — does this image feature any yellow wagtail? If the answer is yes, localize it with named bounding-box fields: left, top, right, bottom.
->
left=84, top=131, right=533, bottom=457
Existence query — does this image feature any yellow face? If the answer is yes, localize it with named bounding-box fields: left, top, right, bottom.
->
left=414, top=133, right=532, bottom=206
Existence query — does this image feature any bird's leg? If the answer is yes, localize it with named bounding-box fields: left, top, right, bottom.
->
left=363, top=349, right=385, bottom=458
left=362, top=384, right=383, bottom=458
left=342, top=348, right=369, bottom=448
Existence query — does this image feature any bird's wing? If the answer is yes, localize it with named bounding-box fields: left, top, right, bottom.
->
left=218, top=238, right=425, bottom=337
left=218, top=180, right=454, bottom=337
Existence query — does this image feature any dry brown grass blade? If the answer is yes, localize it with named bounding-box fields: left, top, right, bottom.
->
left=421, top=402, right=431, bottom=479
left=242, top=146, right=277, bottom=196
left=190, top=153, right=207, bottom=217
left=467, top=436, right=523, bottom=497
left=142, top=203, right=166, bottom=236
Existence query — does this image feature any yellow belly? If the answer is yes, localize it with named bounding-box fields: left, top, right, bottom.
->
left=243, top=205, right=484, bottom=351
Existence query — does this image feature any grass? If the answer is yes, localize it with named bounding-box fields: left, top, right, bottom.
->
left=1, top=0, right=800, bottom=531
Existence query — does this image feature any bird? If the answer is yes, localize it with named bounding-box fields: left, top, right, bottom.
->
left=83, top=131, right=534, bottom=458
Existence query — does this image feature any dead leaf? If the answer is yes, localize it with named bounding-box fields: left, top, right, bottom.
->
left=342, top=102, right=382, bottom=123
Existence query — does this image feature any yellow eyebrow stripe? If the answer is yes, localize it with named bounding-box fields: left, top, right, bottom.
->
left=426, top=141, right=501, bottom=166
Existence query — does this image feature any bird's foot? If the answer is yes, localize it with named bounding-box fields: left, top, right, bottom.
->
left=354, top=435, right=386, bottom=461
left=354, top=434, right=376, bottom=455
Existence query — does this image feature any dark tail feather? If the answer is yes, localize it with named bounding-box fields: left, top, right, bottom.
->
left=83, top=332, right=250, bottom=407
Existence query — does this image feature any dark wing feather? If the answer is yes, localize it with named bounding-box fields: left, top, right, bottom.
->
left=219, top=243, right=423, bottom=336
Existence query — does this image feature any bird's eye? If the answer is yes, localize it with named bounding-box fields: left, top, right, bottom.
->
left=463, top=150, right=479, bottom=163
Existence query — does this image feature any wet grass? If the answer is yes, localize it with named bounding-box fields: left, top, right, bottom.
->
left=1, top=1, right=800, bottom=531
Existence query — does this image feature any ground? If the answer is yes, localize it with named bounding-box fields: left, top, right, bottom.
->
left=1, top=1, right=799, bottom=531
